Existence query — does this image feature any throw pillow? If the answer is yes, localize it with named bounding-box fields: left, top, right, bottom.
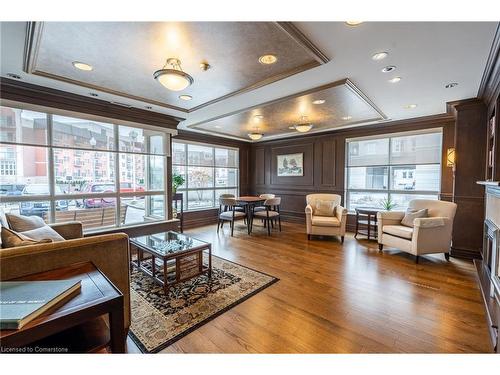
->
left=1, top=227, right=53, bottom=248
left=401, top=208, right=428, bottom=228
left=6, top=213, right=46, bottom=232
left=315, top=200, right=335, bottom=216
left=21, top=226, right=65, bottom=242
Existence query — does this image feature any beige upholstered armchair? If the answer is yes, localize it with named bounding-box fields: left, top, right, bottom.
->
left=305, top=194, right=347, bottom=243
left=377, top=199, right=457, bottom=263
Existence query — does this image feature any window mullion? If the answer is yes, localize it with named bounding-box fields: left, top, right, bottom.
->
left=47, top=114, right=56, bottom=223
left=114, top=124, right=121, bottom=227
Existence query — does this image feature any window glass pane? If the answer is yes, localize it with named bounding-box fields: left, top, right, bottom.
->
left=119, top=126, right=145, bottom=153
left=149, top=155, right=164, bottom=191
left=347, top=167, right=388, bottom=190
left=187, top=190, right=214, bottom=210
left=390, top=194, right=439, bottom=210
left=215, top=148, right=238, bottom=167
left=215, top=168, right=238, bottom=188
left=53, top=115, right=114, bottom=151
left=187, top=167, right=213, bottom=189
left=0, top=201, right=51, bottom=221
left=1, top=107, right=48, bottom=145
left=347, top=138, right=389, bottom=166
left=149, top=134, right=164, bottom=155
left=119, top=153, right=145, bottom=192
left=391, top=165, right=440, bottom=192
left=120, top=195, right=164, bottom=225
left=390, top=133, right=442, bottom=164
left=55, top=200, right=116, bottom=231
left=188, top=144, right=213, bottom=166
left=347, top=192, right=388, bottom=211
left=172, top=142, right=186, bottom=164
left=0, top=145, right=48, bottom=189
left=54, top=148, right=116, bottom=193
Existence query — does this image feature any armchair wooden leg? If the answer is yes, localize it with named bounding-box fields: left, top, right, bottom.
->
left=415, top=255, right=420, bottom=264
left=308, top=234, right=311, bottom=240
left=341, top=236, right=345, bottom=244
left=378, top=243, right=383, bottom=252
left=278, top=216, right=282, bottom=231
left=445, top=253, right=450, bottom=261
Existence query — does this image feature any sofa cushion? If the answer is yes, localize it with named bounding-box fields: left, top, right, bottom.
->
left=1, top=227, right=53, bottom=248
left=314, top=200, right=335, bottom=216
left=382, top=225, right=414, bottom=240
left=21, top=226, right=65, bottom=242
left=401, top=208, right=428, bottom=228
left=311, top=215, right=340, bottom=227
left=6, top=213, right=46, bottom=232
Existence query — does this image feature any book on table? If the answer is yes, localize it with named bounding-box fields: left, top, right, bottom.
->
left=0, top=279, right=81, bottom=330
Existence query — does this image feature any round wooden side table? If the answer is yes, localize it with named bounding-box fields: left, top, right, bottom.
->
left=354, top=207, right=383, bottom=240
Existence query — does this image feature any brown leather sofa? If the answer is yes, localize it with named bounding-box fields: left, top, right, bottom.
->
left=0, top=221, right=131, bottom=334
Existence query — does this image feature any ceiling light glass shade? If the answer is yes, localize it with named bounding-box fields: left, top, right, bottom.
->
left=154, top=58, right=194, bottom=91
left=72, top=61, right=93, bottom=71
left=388, top=77, right=401, bottom=83
left=179, top=94, right=193, bottom=100
left=372, top=52, right=388, bottom=61
left=294, top=123, right=313, bottom=133
left=248, top=132, right=263, bottom=140
left=312, top=99, right=326, bottom=105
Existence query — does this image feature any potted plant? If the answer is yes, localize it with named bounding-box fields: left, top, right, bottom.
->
left=172, top=173, right=185, bottom=195
left=379, top=196, right=397, bottom=211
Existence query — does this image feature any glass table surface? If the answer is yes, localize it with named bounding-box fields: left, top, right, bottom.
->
left=130, top=231, right=209, bottom=257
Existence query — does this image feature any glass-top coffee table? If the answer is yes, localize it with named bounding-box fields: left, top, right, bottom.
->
left=129, top=231, right=212, bottom=294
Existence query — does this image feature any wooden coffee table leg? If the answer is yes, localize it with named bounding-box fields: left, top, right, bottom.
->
left=163, top=258, right=169, bottom=296
left=151, top=255, right=156, bottom=279
left=109, top=300, right=125, bottom=353
left=208, top=245, right=212, bottom=278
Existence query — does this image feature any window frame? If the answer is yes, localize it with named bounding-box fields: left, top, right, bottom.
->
left=172, top=140, right=239, bottom=212
left=345, top=128, right=443, bottom=212
left=0, top=105, right=171, bottom=231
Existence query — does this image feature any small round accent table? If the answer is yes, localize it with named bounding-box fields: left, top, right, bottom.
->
left=354, top=207, right=383, bottom=240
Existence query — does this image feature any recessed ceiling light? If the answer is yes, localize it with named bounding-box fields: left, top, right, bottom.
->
left=258, top=54, right=278, bottom=65
left=345, top=21, right=364, bottom=26
left=342, top=116, right=352, bottom=121
left=381, top=66, right=396, bottom=73
left=214, top=125, right=221, bottom=129
left=145, top=105, right=153, bottom=110
left=312, top=99, right=326, bottom=105
left=372, top=52, right=388, bottom=61
left=405, top=104, right=417, bottom=109
left=6, top=73, right=21, bottom=79
left=72, top=61, right=93, bottom=71
left=445, top=82, right=458, bottom=88
left=89, top=92, right=99, bottom=97
left=179, top=94, right=192, bottom=101
left=388, top=77, right=402, bottom=83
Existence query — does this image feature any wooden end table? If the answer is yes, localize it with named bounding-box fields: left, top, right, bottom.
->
left=0, top=262, right=125, bottom=353
left=130, top=231, right=212, bottom=295
left=354, top=207, right=382, bottom=240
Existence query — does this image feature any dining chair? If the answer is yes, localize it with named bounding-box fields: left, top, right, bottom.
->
left=217, top=197, right=247, bottom=237
left=218, top=193, right=246, bottom=217
left=253, top=197, right=281, bottom=235
left=254, top=193, right=276, bottom=213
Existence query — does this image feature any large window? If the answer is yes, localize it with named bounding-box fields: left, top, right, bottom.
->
left=172, top=141, right=239, bottom=211
left=0, top=106, right=169, bottom=231
left=345, top=130, right=442, bottom=211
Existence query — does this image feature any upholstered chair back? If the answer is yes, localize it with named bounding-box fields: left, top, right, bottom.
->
left=306, top=194, right=341, bottom=208
left=220, top=197, right=238, bottom=207
left=408, top=199, right=457, bottom=219
left=264, top=197, right=281, bottom=206
left=219, top=193, right=235, bottom=199
left=260, top=193, right=275, bottom=199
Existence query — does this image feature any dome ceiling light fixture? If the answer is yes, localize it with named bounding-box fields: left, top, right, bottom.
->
left=153, top=58, right=194, bottom=91
left=248, top=127, right=264, bottom=141
left=292, top=116, right=314, bottom=133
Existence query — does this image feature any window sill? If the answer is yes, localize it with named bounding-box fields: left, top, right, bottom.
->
left=83, top=219, right=179, bottom=235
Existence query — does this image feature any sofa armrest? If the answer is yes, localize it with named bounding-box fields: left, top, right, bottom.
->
left=305, top=205, right=313, bottom=234
left=305, top=204, right=313, bottom=215
left=335, top=205, right=347, bottom=221
left=49, top=221, right=83, bottom=240
left=0, top=233, right=131, bottom=333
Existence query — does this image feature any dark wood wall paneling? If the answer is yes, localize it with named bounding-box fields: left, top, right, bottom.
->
left=249, top=114, right=456, bottom=225
left=171, top=130, right=251, bottom=229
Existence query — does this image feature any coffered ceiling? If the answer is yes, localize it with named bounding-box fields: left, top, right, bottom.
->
left=0, top=21, right=498, bottom=142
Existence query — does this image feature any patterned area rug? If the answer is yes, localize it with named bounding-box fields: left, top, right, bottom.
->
left=128, top=256, right=278, bottom=353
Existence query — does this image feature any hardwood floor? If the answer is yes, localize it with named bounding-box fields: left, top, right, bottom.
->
left=127, top=221, right=491, bottom=353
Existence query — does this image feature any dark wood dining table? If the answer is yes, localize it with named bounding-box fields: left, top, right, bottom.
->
left=236, top=196, right=266, bottom=234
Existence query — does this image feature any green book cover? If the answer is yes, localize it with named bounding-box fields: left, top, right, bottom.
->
left=0, top=280, right=81, bottom=330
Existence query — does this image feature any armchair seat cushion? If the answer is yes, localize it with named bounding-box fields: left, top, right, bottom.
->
left=311, top=215, right=340, bottom=227
left=382, top=225, right=413, bottom=240
left=219, top=211, right=246, bottom=219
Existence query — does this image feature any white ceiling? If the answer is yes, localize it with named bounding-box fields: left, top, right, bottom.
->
left=1, top=22, right=498, bottom=141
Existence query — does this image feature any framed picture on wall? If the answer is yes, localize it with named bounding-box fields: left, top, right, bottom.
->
left=277, top=153, right=304, bottom=176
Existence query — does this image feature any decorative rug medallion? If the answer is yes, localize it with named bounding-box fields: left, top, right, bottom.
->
left=128, top=256, right=278, bottom=353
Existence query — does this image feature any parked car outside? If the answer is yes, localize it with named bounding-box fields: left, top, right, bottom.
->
left=0, top=184, right=25, bottom=196
left=77, top=182, right=145, bottom=208
left=20, top=184, right=68, bottom=217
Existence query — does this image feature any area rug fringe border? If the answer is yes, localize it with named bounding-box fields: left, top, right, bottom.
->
left=128, top=256, right=279, bottom=353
